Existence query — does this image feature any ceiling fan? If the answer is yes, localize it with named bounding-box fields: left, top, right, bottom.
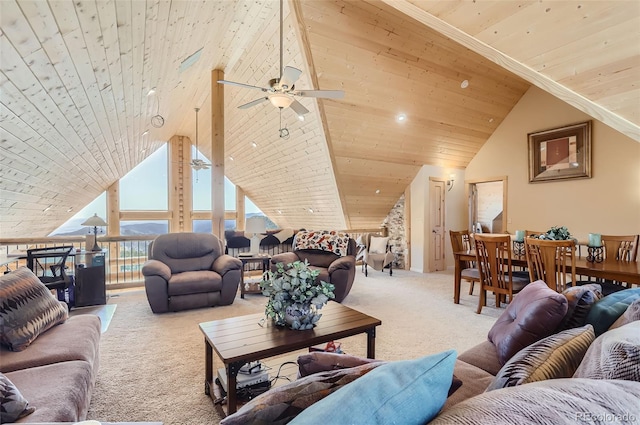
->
left=190, top=107, right=211, bottom=171
left=217, top=0, right=344, bottom=119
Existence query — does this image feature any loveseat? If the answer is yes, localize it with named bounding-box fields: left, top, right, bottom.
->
left=142, top=232, right=243, bottom=313
left=221, top=280, right=640, bottom=424
left=0, top=267, right=101, bottom=423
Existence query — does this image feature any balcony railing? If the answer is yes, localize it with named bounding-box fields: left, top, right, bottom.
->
left=0, top=229, right=381, bottom=289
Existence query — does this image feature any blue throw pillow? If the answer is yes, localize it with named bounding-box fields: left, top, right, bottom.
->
left=290, top=350, right=457, bottom=425
left=585, top=288, right=640, bottom=336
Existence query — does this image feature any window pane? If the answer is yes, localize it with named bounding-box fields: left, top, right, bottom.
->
left=193, top=220, right=212, bottom=233
left=120, top=220, right=168, bottom=235
left=49, top=192, right=107, bottom=236
left=120, top=144, right=168, bottom=210
left=193, top=220, right=237, bottom=233
left=192, top=146, right=235, bottom=211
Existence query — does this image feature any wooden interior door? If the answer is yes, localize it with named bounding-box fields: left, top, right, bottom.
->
left=429, top=180, right=446, bottom=271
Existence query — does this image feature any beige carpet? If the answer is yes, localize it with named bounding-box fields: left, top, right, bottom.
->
left=86, top=269, right=504, bottom=424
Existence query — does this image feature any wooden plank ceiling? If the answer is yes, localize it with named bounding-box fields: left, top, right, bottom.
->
left=1, top=0, right=638, bottom=238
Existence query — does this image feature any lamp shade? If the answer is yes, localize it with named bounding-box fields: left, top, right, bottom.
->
left=81, top=213, right=107, bottom=227
left=269, top=93, right=294, bottom=109
left=246, top=216, right=266, bottom=234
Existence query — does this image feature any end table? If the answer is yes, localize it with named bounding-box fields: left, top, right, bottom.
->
left=238, top=254, right=271, bottom=298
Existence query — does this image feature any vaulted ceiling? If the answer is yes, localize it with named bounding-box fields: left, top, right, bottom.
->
left=1, top=0, right=638, bottom=238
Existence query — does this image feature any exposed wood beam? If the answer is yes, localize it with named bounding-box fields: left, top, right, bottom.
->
left=381, top=0, right=640, bottom=142
left=211, top=69, right=225, bottom=238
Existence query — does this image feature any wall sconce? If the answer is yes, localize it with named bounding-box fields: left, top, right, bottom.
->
left=446, top=174, right=455, bottom=192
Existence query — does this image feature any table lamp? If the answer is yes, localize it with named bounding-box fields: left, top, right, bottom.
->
left=246, top=216, right=266, bottom=255
left=81, top=214, right=107, bottom=251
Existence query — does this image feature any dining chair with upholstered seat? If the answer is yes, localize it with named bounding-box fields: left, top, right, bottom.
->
left=450, top=230, right=480, bottom=295
left=524, top=238, right=576, bottom=293
left=474, top=234, right=530, bottom=314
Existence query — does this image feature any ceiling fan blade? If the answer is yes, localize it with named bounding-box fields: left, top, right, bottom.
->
left=278, top=66, right=302, bottom=90
left=289, top=100, right=309, bottom=116
left=296, top=89, right=344, bottom=99
left=238, top=97, right=269, bottom=109
left=218, top=80, right=268, bottom=92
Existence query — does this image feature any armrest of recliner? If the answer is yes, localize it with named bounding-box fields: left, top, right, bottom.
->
left=141, top=260, right=171, bottom=281
left=328, top=255, right=355, bottom=274
left=270, top=252, right=299, bottom=268
left=212, top=254, right=242, bottom=275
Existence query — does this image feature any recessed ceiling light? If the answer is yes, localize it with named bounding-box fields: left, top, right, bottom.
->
left=228, top=156, right=234, bottom=161
left=67, top=207, right=73, bottom=212
left=375, top=189, right=380, bottom=194
left=488, top=118, right=494, bottom=123
left=43, top=205, right=52, bottom=212
left=142, top=130, right=149, bottom=136
left=251, top=142, right=257, bottom=148
left=140, top=148, right=147, bottom=154
left=147, top=88, right=156, bottom=96
left=460, top=80, right=469, bottom=89
left=298, top=115, right=305, bottom=121
left=396, top=113, right=407, bottom=123
left=308, top=208, right=314, bottom=213
left=277, top=210, right=283, bottom=214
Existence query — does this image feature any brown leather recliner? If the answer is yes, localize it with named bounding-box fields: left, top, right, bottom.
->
left=270, top=235, right=356, bottom=303
left=141, top=232, right=242, bottom=313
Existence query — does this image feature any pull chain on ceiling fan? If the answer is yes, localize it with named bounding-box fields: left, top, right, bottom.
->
left=217, top=0, right=344, bottom=120
left=190, top=107, right=211, bottom=171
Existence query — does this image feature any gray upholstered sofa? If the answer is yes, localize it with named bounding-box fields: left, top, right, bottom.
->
left=142, top=232, right=243, bottom=313
left=0, top=267, right=101, bottom=423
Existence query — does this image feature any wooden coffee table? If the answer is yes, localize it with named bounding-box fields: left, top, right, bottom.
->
left=199, top=302, right=382, bottom=414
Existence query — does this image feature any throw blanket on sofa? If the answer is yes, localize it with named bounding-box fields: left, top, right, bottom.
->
left=295, top=230, right=350, bottom=257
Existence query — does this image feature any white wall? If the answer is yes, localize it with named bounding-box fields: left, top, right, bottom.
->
left=466, top=86, right=640, bottom=241
left=408, top=85, right=640, bottom=274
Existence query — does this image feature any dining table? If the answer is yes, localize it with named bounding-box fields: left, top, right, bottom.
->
left=453, top=250, right=640, bottom=304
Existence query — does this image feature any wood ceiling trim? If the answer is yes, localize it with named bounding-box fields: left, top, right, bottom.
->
left=382, top=0, right=640, bottom=142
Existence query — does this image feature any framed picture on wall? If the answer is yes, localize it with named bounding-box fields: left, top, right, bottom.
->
left=528, top=121, right=592, bottom=183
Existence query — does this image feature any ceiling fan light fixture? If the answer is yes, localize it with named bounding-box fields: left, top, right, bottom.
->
left=269, top=93, right=294, bottom=108
left=297, top=114, right=305, bottom=121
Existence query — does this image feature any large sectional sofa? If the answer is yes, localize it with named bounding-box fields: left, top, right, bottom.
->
left=0, top=267, right=101, bottom=423
left=221, top=280, right=640, bottom=424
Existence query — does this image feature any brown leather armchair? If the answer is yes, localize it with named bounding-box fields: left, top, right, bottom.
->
left=142, top=232, right=242, bottom=313
left=270, top=233, right=356, bottom=303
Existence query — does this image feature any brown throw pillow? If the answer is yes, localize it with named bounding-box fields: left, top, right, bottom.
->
left=0, top=267, right=68, bottom=351
left=488, top=280, right=568, bottom=365
left=297, top=352, right=382, bottom=377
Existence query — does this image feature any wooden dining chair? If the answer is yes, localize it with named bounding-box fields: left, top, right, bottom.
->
left=524, top=238, right=576, bottom=293
left=450, top=230, right=480, bottom=295
left=474, top=234, right=529, bottom=314
left=601, top=235, right=639, bottom=262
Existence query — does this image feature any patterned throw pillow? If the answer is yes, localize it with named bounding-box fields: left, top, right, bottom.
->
left=0, top=373, right=35, bottom=422
left=220, top=361, right=383, bottom=425
left=0, top=267, right=69, bottom=351
left=432, top=379, right=640, bottom=424
left=586, top=287, right=640, bottom=336
left=609, top=298, right=640, bottom=330
left=486, top=325, right=595, bottom=391
left=558, top=284, right=602, bottom=331
left=574, top=321, right=640, bottom=381
left=294, top=230, right=350, bottom=257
